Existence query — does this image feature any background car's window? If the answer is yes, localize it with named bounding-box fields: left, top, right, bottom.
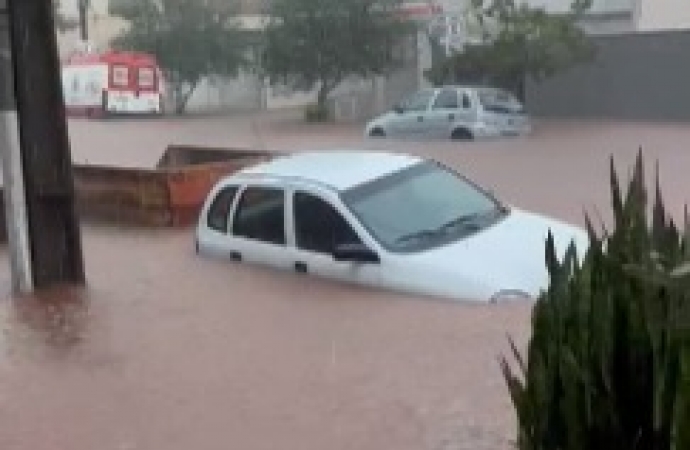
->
left=461, top=92, right=471, bottom=109
left=433, top=89, right=459, bottom=109
left=232, top=187, right=286, bottom=245
left=207, top=186, right=239, bottom=233
left=294, top=192, right=361, bottom=254
left=477, top=88, right=523, bottom=113
left=399, top=89, right=435, bottom=112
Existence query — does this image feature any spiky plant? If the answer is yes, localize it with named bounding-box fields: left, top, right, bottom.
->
left=501, top=150, right=690, bottom=450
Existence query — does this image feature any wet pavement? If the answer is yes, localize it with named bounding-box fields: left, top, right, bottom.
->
left=1, top=112, right=690, bottom=449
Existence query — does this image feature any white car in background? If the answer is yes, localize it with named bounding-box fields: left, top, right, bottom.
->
left=195, top=151, right=587, bottom=302
left=365, top=85, right=531, bottom=140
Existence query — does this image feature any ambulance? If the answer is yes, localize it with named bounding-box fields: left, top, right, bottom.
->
left=61, top=50, right=166, bottom=117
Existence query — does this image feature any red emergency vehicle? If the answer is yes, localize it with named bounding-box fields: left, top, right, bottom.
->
left=62, top=50, right=166, bottom=117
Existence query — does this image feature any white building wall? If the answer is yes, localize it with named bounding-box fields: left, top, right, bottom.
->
left=523, top=0, right=632, bottom=14
left=184, top=73, right=263, bottom=113
left=61, top=0, right=110, bottom=16
left=636, top=0, right=690, bottom=31
left=56, top=0, right=128, bottom=58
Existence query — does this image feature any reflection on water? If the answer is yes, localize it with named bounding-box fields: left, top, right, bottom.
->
left=0, top=286, right=91, bottom=362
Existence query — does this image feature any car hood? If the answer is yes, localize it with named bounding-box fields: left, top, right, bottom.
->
left=388, top=208, right=589, bottom=301
left=365, top=111, right=395, bottom=129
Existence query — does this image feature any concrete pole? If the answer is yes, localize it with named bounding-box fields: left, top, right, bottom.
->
left=5, top=0, right=85, bottom=291
left=0, top=2, right=33, bottom=294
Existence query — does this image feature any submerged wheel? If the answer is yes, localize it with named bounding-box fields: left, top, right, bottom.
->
left=451, top=128, right=474, bottom=141
left=369, top=127, right=386, bottom=138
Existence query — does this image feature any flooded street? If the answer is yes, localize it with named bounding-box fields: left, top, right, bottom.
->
left=2, top=112, right=690, bottom=449
left=0, top=227, right=529, bottom=450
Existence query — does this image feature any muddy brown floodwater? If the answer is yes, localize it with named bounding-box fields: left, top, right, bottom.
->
left=0, top=227, right=531, bottom=450
left=1, top=114, right=690, bottom=450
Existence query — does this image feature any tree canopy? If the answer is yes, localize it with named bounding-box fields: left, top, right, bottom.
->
left=111, top=0, right=248, bottom=113
left=425, top=0, right=596, bottom=99
left=261, top=0, right=415, bottom=107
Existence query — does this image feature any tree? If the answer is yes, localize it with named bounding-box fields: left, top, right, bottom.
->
left=261, top=0, right=414, bottom=116
left=425, top=0, right=595, bottom=100
left=111, top=0, right=248, bottom=114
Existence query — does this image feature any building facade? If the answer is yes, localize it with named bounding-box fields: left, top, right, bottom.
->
left=635, top=0, right=690, bottom=31
left=524, top=0, right=690, bottom=121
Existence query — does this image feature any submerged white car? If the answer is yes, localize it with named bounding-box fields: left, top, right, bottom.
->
left=195, top=151, right=587, bottom=302
left=365, top=85, right=531, bottom=140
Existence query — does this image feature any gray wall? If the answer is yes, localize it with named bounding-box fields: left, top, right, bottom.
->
left=525, top=30, right=690, bottom=121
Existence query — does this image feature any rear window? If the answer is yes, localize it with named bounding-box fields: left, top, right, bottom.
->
left=112, top=65, right=130, bottom=87
left=478, top=88, right=524, bottom=114
left=138, top=67, right=156, bottom=89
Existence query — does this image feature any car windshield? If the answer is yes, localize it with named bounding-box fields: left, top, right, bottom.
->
left=477, top=88, right=524, bottom=114
left=341, top=161, right=507, bottom=253
left=397, top=89, right=435, bottom=112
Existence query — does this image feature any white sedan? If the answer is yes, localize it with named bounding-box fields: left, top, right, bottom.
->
left=365, top=86, right=531, bottom=140
left=195, top=151, right=588, bottom=302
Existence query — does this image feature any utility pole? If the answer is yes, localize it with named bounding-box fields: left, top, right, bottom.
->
left=78, top=0, right=89, bottom=42
left=0, top=0, right=85, bottom=293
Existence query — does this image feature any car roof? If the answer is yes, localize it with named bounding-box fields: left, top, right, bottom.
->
left=437, top=84, right=511, bottom=92
left=235, top=150, right=423, bottom=191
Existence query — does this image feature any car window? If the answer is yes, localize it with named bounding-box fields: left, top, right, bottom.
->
left=341, top=161, right=503, bottom=253
left=461, top=92, right=471, bottom=109
left=477, top=88, right=523, bottom=113
left=433, top=88, right=459, bottom=109
left=399, top=89, right=435, bottom=112
left=232, top=186, right=286, bottom=245
left=207, top=185, right=239, bottom=233
left=293, top=192, right=361, bottom=254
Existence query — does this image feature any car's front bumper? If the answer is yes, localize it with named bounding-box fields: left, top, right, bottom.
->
left=472, top=120, right=531, bottom=139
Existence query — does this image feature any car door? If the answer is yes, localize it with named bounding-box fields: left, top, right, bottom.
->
left=288, top=189, right=381, bottom=289
left=225, top=183, right=293, bottom=271
left=388, top=89, right=435, bottom=137
left=426, top=88, right=476, bottom=138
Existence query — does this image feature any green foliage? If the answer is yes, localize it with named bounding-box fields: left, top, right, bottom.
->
left=501, top=150, right=690, bottom=450
left=426, top=0, right=595, bottom=99
left=261, top=0, right=415, bottom=110
left=111, top=0, right=248, bottom=114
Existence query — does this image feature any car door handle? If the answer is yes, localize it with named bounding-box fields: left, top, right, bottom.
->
left=230, top=251, right=242, bottom=262
left=448, top=113, right=455, bottom=121
left=417, top=116, right=423, bottom=122
left=295, top=261, right=308, bottom=274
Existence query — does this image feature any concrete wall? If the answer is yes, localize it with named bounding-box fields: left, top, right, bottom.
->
left=525, top=0, right=633, bottom=14
left=525, top=30, right=690, bottom=121
left=61, top=0, right=110, bottom=16
left=578, top=12, right=635, bottom=35
left=56, top=0, right=128, bottom=58
left=637, top=0, right=690, bottom=31
left=74, top=147, right=272, bottom=227
left=185, top=72, right=263, bottom=113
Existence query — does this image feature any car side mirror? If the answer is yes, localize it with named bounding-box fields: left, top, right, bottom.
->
left=332, top=242, right=380, bottom=264
left=393, top=104, right=404, bottom=114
